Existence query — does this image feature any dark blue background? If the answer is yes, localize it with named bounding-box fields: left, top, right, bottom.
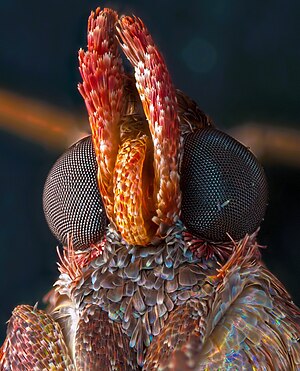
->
left=1, top=0, right=299, bottom=342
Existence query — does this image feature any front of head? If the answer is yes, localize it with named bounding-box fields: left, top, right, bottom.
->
left=43, top=8, right=268, bottom=261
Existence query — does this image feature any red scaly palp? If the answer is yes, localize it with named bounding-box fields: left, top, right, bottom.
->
left=116, top=16, right=181, bottom=230
left=78, top=8, right=124, bottom=222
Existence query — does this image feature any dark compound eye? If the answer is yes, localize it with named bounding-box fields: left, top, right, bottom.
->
left=43, top=136, right=107, bottom=249
left=180, top=128, right=268, bottom=242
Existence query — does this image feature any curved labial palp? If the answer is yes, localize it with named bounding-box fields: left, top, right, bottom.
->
left=116, top=16, right=181, bottom=235
left=113, top=134, right=154, bottom=245
left=78, top=8, right=124, bottom=222
left=79, top=9, right=180, bottom=246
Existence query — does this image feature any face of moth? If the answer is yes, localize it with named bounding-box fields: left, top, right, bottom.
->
left=43, top=9, right=268, bottom=257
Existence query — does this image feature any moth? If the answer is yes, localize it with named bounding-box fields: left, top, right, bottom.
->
left=1, top=7, right=299, bottom=370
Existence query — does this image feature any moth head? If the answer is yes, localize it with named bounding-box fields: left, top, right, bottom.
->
left=43, top=8, right=268, bottom=253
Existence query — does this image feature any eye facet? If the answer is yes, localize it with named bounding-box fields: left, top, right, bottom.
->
left=43, top=136, right=107, bottom=249
left=180, top=128, right=268, bottom=242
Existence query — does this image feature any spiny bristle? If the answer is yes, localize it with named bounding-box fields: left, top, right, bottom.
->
left=57, top=236, right=105, bottom=281
left=215, top=234, right=260, bottom=280
left=183, top=229, right=260, bottom=262
left=57, top=237, right=81, bottom=281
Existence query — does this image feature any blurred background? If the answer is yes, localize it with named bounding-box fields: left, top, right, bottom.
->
left=0, top=0, right=299, bottom=342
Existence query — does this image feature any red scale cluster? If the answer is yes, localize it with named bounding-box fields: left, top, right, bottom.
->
left=78, top=9, right=181, bottom=246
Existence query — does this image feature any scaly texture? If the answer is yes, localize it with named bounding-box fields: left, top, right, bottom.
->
left=75, top=304, right=138, bottom=370
left=143, top=238, right=300, bottom=370
left=78, top=9, right=182, bottom=246
left=195, top=239, right=300, bottom=370
left=116, top=16, right=181, bottom=232
left=78, top=8, right=124, bottom=222
left=0, top=305, right=74, bottom=370
left=78, top=12, right=211, bottom=247
left=54, top=222, right=219, bottom=367
left=2, top=7, right=300, bottom=371
left=113, top=135, right=154, bottom=245
left=144, top=300, right=208, bottom=370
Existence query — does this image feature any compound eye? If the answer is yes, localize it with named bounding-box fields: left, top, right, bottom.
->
left=43, top=136, right=107, bottom=249
left=180, top=128, right=268, bottom=242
